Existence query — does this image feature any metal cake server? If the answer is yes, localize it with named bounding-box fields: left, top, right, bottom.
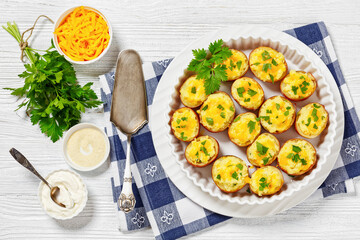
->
left=110, top=49, right=148, bottom=213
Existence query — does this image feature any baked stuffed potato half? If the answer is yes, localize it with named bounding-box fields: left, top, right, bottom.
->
left=228, top=112, right=261, bottom=147
left=258, top=96, right=296, bottom=134
left=295, top=103, right=329, bottom=138
left=170, top=107, right=199, bottom=142
left=249, top=46, right=288, bottom=83
left=221, top=49, right=249, bottom=81
left=231, top=77, right=265, bottom=110
left=185, top=136, right=219, bottom=167
left=249, top=166, right=284, bottom=197
left=280, top=70, right=317, bottom=101
left=246, top=133, right=280, bottom=167
left=197, top=91, right=235, bottom=132
left=278, top=138, right=317, bottom=176
left=211, top=156, right=249, bottom=193
left=180, top=75, right=207, bottom=108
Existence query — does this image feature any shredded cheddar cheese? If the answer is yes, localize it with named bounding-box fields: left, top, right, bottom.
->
left=54, top=6, right=110, bottom=61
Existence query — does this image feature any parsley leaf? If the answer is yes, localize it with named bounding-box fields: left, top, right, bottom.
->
left=232, top=171, right=239, bottom=180
left=236, top=164, right=243, bottom=170
left=292, top=86, right=299, bottom=95
left=220, top=112, right=225, bottom=119
left=247, top=120, right=256, bottom=134
left=191, top=87, right=196, bottom=94
left=305, top=117, right=311, bottom=126
left=276, top=103, right=280, bottom=110
left=262, top=50, right=271, bottom=61
left=269, top=74, right=274, bottom=84
left=262, top=63, right=272, bottom=73
left=247, top=88, right=258, bottom=97
left=313, top=124, right=318, bottom=129
left=259, top=177, right=269, bottom=191
left=292, top=145, right=301, bottom=153
left=262, top=157, right=270, bottom=165
left=180, top=132, right=188, bottom=141
left=256, top=142, right=268, bottom=155
left=236, top=61, right=242, bottom=70
left=234, top=116, right=240, bottom=122
left=271, top=58, right=278, bottom=66
left=202, top=105, right=208, bottom=111
left=284, top=111, right=289, bottom=116
left=216, top=174, right=221, bottom=180
left=244, top=98, right=250, bottom=102
left=312, top=108, right=319, bottom=121
left=237, top=87, right=245, bottom=97
left=187, top=39, right=232, bottom=95
left=206, top=117, right=214, bottom=126
left=217, top=104, right=224, bottom=110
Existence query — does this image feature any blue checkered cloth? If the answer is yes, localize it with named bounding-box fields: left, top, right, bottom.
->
left=99, top=22, right=358, bottom=239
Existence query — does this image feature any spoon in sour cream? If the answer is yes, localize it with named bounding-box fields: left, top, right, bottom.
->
left=9, top=148, right=66, bottom=208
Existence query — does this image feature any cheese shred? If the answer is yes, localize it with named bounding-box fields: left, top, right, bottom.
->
left=54, top=6, right=110, bottom=61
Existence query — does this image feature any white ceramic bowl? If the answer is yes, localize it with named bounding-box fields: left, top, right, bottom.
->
left=53, top=5, right=113, bottom=65
left=38, top=169, right=88, bottom=220
left=62, top=123, right=110, bottom=171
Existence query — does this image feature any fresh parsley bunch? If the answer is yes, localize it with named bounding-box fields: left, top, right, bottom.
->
left=3, top=22, right=102, bottom=142
left=187, top=39, right=232, bottom=95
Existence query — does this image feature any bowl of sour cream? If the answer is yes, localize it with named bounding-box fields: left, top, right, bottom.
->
left=63, top=123, right=110, bottom=171
left=39, top=169, right=88, bottom=220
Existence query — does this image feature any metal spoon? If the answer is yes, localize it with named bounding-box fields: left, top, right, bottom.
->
left=9, top=148, right=66, bottom=208
left=110, top=49, right=148, bottom=213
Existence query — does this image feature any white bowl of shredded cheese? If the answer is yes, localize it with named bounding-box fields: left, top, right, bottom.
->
left=63, top=123, right=110, bottom=172
left=38, top=169, right=88, bottom=220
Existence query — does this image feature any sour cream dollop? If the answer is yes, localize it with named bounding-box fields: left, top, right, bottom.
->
left=39, top=170, right=87, bottom=219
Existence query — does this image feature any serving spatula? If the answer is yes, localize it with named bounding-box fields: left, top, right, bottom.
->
left=110, top=49, right=148, bottom=213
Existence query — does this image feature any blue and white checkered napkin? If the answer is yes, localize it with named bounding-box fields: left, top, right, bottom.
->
left=99, top=22, right=358, bottom=239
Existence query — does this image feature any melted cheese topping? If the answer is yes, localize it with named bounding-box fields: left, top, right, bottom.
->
left=185, top=136, right=217, bottom=166
left=197, top=92, right=235, bottom=132
left=250, top=166, right=283, bottom=196
left=212, top=156, right=249, bottom=192
left=247, top=133, right=280, bottom=167
left=296, top=103, right=328, bottom=138
left=228, top=112, right=261, bottom=147
left=258, top=96, right=295, bottom=133
left=171, top=108, right=199, bottom=141
left=231, top=77, right=264, bottom=110
left=222, top=49, right=249, bottom=81
left=278, top=139, right=316, bottom=175
left=281, top=70, right=316, bottom=100
left=249, top=47, right=287, bottom=82
left=180, top=75, right=207, bottom=108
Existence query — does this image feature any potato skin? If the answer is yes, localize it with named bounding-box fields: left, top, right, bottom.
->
left=228, top=112, right=261, bottom=147
left=170, top=107, right=200, bottom=142
left=295, top=103, right=329, bottom=139
left=277, top=138, right=317, bottom=176
left=280, top=71, right=317, bottom=102
left=223, top=49, right=249, bottom=81
left=211, top=155, right=249, bottom=193
left=230, top=77, right=265, bottom=111
left=249, top=166, right=284, bottom=196
left=198, top=91, right=235, bottom=133
left=179, top=75, right=207, bottom=108
left=258, top=96, right=296, bottom=134
left=249, top=46, right=288, bottom=83
left=246, top=133, right=280, bottom=167
left=185, top=136, right=219, bottom=167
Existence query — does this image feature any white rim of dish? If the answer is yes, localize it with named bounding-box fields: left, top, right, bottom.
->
left=52, top=5, right=113, bottom=65
left=38, top=169, right=88, bottom=220
left=150, top=25, right=344, bottom=214
left=62, top=123, right=110, bottom=172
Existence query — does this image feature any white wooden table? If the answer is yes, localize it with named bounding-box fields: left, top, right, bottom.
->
left=1, top=0, right=360, bottom=239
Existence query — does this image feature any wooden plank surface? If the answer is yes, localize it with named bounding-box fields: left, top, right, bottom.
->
left=1, top=0, right=360, bottom=239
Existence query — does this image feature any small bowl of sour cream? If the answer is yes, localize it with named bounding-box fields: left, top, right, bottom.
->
left=39, top=169, right=88, bottom=220
left=63, top=123, right=110, bottom=171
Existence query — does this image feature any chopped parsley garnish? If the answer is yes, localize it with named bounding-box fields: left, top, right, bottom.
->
left=286, top=106, right=291, bottom=110
left=300, top=158, right=307, bottom=165
left=176, top=119, right=181, bottom=124
left=206, top=117, right=214, bottom=126
left=248, top=88, right=258, bottom=97
left=262, top=63, right=272, bottom=73
left=180, top=132, right=187, bottom=141
left=269, top=74, right=274, bottom=83
left=276, top=103, right=280, bottom=110
left=284, top=111, right=289, bottom=116
left=244, top=98, right=251, bottom=102
left=262, top=157, right=270, bottom=165
left=236, top=61, right=242, bottom=70
left=202, top=105, right=208, bottom=111
left=271, top=58, right=278, bottom=66
left=236, top=163, right=243, bottom=170
left=228, top=59, right=236, bottom=71
left=292, top=86, right=299, bottom=95
left=300, top=76, right=306, bottom=80
left=175, top=125, right=186, bottom=128
left=313, top=124, right=318, bottom=129
left=191, top=87, right=196, bottom=94
left=181, top=117, right=188, bottom=121
left=248, top=82, right=251, bottom=86
left=300, top=81, right=310, bottom=94
left=216, top=174, right=221, bottom=180
left=217, top=104, right=224, bottom=110
left=313, top=104, right=320, bottom=108
left=201, top=140, right=207, bottom=145
left=305, top=117, right=311, bottom=126
left=220, top=112, right=226, bottom=119
left=256, top=142, right=269, bottom=155
left=257, top=116, right=271, bottom=124
left=311, top=108, right=319, bottom=121
left=232, top=171, right=239, bottom=180
left=286, top=153, right=294, bottom=159
left=237, top=87, right=245, bottom=97
left=292, top=145, right=301, bottom=153
left=200, top=146, right=210, bottom=156
left=262, top=50, right=271, bottom=61
left=230, top=106, right=235, bottom=112
left=247, top=120, right=256, bottom=134
left=321, top=115, right=326, bottom=120
left=266, top=109, right=272, bottom=114
left=259, top=177, right=269, bottom=191
left=234, top=116, right=240, bottom=122
left=253, top=62, right=260, bottom=66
